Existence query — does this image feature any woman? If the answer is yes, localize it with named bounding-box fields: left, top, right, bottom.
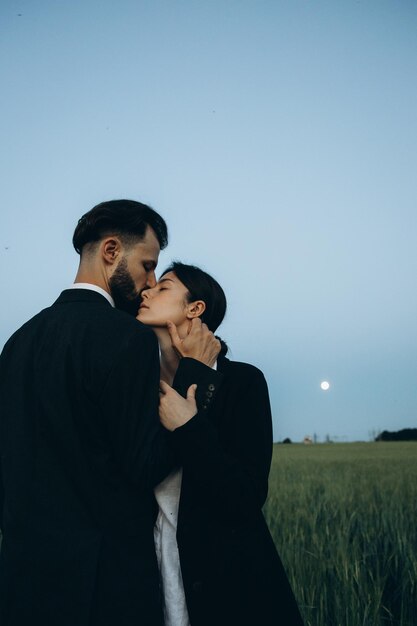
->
left=137, top=262, right=304, bottom=626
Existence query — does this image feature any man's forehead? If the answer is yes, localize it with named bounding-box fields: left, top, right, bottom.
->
left=142, top=226, right=160, bottom=249
left=134, top=228, right=160, bottom=253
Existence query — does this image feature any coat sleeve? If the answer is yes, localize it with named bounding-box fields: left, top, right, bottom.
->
left=172, top=357, right=224, bottom=412
left=171, top=365, right=273, bottom=528
left=99, top=328, right=174, bottom=489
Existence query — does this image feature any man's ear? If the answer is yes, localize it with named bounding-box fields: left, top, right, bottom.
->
left=101, top=237, right=122, bottom=266
left=186, top=300, right=206, bottom=320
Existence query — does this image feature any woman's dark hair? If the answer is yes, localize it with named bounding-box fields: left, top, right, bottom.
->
left=73, top=199, right=168, bottom=254
left=161, top=261, right=229, bottom=356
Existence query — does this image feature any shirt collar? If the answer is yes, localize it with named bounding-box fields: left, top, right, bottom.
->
left=70, top=283, right=115, bottom=308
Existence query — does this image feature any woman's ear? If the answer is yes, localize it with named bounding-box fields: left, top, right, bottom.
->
left=186, top=300, right=206, bottom=320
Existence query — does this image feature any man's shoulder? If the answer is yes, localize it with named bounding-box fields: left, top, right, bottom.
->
left=1, top=295, right=155, bottom=358
left=105, top=311, right=156, bottom=343
left=1, top=305, right=52, bottom=352
left=59, top=298, right=157, bottom=350
left=50, top=289, right=150, bottom=333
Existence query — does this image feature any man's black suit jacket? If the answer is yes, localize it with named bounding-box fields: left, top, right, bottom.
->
left=0, top=288, right=221, bottom=626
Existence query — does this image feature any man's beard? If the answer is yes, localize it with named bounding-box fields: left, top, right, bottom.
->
left=109, top=257, right=142, bottom=316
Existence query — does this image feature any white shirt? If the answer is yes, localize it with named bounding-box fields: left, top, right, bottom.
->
left=154, top=469, right=189, bottom=626
left=154, top=361, right=217, bottom=626
left=69, top=282, right=115, bottom=307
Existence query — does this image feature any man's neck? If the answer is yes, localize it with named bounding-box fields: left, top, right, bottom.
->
left=74, top=262, right=111, bottom=294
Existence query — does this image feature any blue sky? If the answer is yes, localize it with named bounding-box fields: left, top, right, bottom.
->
left=1, top=0, right=416, bottom=441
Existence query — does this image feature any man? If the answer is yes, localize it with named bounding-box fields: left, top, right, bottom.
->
left=0, top=199, right=221, bottom=626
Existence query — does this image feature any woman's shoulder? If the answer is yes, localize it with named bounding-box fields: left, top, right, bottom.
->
left=218, top=356, right=267, bottom=384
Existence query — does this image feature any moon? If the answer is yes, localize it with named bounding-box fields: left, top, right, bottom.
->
left=320, top=381, right=330, bottom=391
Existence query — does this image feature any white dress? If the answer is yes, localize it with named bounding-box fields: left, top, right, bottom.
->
left=154, top=468, right=190, bottom=626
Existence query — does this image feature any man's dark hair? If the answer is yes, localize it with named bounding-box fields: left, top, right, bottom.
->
left=72, top=199, right=168, bottom=254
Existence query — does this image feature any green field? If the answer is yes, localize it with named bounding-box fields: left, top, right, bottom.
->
left=263, top=442, right=417, bottom=626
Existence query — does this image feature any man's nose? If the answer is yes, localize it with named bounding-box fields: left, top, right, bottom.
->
left=146, top=272, right=157, bottom=288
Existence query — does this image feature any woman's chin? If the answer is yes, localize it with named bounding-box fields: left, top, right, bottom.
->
left=136, top=312, right=152, bottom=325
left=141, top=318, right=168, bottom=330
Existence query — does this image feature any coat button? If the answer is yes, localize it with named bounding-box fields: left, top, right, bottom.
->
left=192, top=581, right=203, bottom=592
left=202, top=404, right=208, bottom=410
left=206, top=391, right=213, bottom=398
left=208, top=384, right=215, bottom=391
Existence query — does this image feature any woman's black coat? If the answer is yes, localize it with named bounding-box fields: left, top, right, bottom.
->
left=172, top=356, right=304, bottom=626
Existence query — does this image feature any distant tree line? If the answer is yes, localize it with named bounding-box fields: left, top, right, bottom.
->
left=376, top=428, right=417, bottom=442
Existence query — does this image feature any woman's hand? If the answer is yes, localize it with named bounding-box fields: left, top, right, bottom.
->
left=159, top=380, right=198, bottom=431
